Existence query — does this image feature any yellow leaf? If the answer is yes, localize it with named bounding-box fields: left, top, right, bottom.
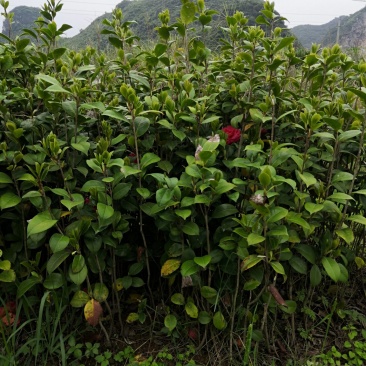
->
left=60, top=211, right=71, bottom=217
left=161, top=259, right=181, bottom=277
left=113, top=278, right=123, bottom=291
left=355, top=256, right=365, bottom=269
left=126, top=312, right=139, bottom=323
left=84, top=299, right=103, bottom=326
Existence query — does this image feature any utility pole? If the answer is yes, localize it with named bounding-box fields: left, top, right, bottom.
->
left=336, top=18, right=341, bottom=44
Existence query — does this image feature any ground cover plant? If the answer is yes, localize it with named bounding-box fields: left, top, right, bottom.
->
left=0, top=0, right=366, bottom=365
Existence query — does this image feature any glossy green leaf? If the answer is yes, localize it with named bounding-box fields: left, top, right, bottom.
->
left=0, top=192, right=21, bottom=210
left=68, top=264, right=88, bottom=285
left=194, top=255, right=211, bottom=268
left=200, top=286, right=217, bottom=299
left=310, top=264, right=322, bottom=286
left=47, top=250, right=70, bottom=274
left=212, top=204, right=238, bottom=218
left=50, top=234, right=70, bottom=253
left=17, top=276, right=41, bottom=298
left=322, top=257, right=341, bottom=282
left=181, top=260, right=200, bottom=276
left=182, top=222, right=199, bottom=236
left=198, top=311, right=211, bottom=324
left=70, top=290, right=90, bottom=307
left=171, top=293, right=185, bottom=305
left=185, top=302, right=198, bottom=318
left=247, top=233, right=265, bottom=246
left=213, top=311, right=226, bottom=330
left=289, top=255, right=307, bottom=274
left=164, top=314, right=177, bottom=331
left=93, top=283, right=109, bottom=302
left=97, top=203, right=114, bottom=220
left=43, top=273, right=64, bottom=290
left=141, top=153, right=161, bottom=170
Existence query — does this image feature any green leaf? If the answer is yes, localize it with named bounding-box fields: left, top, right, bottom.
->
left=0, top=260, right=11, bottom=270
left=347, top=215, right=366, bottom=226
left=322, top=257, right=341, bottom=282
left=47, top=250, right=70, bottom=274
left=247, top=233, right=265, bottom=246
left=244, top=279, right=261, bottom=291
left=70, top=290, right=90, bottom=307
left=297, top=171, right=317, bottom=188
left=93, top=283, right=109, bottom=302
left=335, top=228, right=354, bottom=244
left=332, top=172, right=353, bottom=184
left=175, top=209, right=191, bottom=219
left=156, top=188, right=174, bottom=206
left=171, top=293, right=185, bottom=305
left=180, top=2, right=196, bottom=24
left=0, top=172, right=13, bottom=183
left=295, top=244, right=316, bottom=264
left=113, top=183, right=132, bottom=200
left=164, top=314, right=177, bottom=331
left=97, top=203, right=114, bottom=220
left=120, top=166, right=141, bottom=178
left=17, top=276, right=41, bottom=298
left=62, top=101, right=77, bottom=117
left=141, top=153, right=161, bottom=170
left=128, top=262, right=144, bottom=276
left=72, top=141, right=90, bottom=156
left=304, top=202, right=324, bottom=215
left=213, top=311, right=226, bottom=330
left=182, top=222, right=199, bottom=236
left=289, top=256, right=307, bottom=274
left=215, top=179, right=236, bottom=195
left=135, top=116, right=150, bottom=137
left=27, top=211, right=58, bottom=237
left=50, top=234, right=70, bottom=253
left=338, top=130, right=361, bottom=142
left=0, top=269, right=16, bottom=282
left=200, top=286, right=217, bottom=299
left=102, top=109, right=126, bottom=121
left=328, top=192, right=354, bottom=203
left=185, top=302, right=198, bottom=318
left=68, top=265, right=88, bottom=285
left=45, top=84, right=70, bottom=93
left=185, top=165, right=202, bottom=179
left=181, top=260, right=199, bottom=276
left=194, top=255, right=211, bottom=268
left=273, top=37, right=295, bottom=54
left=198, top=311, right=211, bottom=325
left=286, top=212, right=310, bottom=230
left=43, top=273, right=64, bottom=290
left=0, top=192, right=21, bottom=209
left=212, top=204, right=238, bottom=218
left=241, top=255, right=263, bottom=271
left=72, top=254, right=86, bottom=273
left=266, top=207, right=288, bottom=223
left=136, top=188, right=151, bottom=199
left=310, top=264, right=322, bottom=286
left=270, top=261, right=286, bottom=276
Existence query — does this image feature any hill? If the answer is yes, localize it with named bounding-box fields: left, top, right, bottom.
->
left=62, top=0, right=289, bottom=51
left=291, top=5, right=366, bottom=51
left=291, top=17, right=343, bottom=49
left=1, top=6, right=40, bottom=38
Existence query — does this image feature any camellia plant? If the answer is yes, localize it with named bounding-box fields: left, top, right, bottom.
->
left=0, top=0, right=366, bottom=364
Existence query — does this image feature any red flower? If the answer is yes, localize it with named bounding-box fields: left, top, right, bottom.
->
left=222, top=125, right=241, bottom=144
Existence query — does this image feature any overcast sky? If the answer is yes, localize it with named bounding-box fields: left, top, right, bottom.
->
left=1, top=0, right=366, bottom=37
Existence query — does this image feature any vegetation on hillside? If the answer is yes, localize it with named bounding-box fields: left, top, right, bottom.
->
left=63, top=0, right=290, bottom=51
left=291, top=17, right=343, bottom=49
left=1, top=1, right=366, bottom=365
left=1, top=6, right=40, bottom=38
